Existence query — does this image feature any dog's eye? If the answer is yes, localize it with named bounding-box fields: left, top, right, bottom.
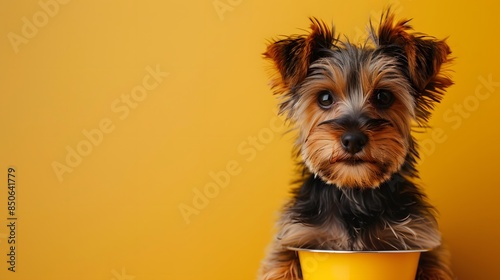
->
left=317, top=90, right=334, bottom=109
left=373, top=90, right=394, bottom=109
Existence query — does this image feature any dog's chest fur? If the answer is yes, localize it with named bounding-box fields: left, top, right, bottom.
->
left=279, top=173, right=441, bottom=251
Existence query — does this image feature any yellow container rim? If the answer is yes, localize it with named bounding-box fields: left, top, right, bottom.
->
left=287, top=246, right=434, bottom=254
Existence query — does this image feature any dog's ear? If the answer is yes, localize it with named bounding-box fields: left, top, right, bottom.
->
left=264, top=18, right=336, bottom=92
left=371, top=12, right=453, bottom=123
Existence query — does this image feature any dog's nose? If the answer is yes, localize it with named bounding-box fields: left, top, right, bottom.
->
left=341, top=131, right=368, bottom=154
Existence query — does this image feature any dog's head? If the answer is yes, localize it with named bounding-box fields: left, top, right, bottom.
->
left=265, top=12, right=452, bottom=188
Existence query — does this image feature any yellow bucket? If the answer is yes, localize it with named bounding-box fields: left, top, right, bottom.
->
left=290, top=247, right=428, bottom=280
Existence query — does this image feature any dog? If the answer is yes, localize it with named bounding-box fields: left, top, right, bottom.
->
left=258, top=10, right=454, bottom=280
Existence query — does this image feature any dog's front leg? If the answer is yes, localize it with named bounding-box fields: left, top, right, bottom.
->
left=258, top=238, right=301, bottom=280
left=416, top=246, right=455, bottom=280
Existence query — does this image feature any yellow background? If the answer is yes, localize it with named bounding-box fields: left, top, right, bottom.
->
left=0, top=0, right=499, bottom=279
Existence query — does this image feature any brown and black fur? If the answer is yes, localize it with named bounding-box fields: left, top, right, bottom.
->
left=259, top=11, right=454, bottom=280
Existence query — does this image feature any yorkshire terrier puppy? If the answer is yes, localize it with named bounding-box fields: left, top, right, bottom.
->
left=259, top=11, right=454, bottom=280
